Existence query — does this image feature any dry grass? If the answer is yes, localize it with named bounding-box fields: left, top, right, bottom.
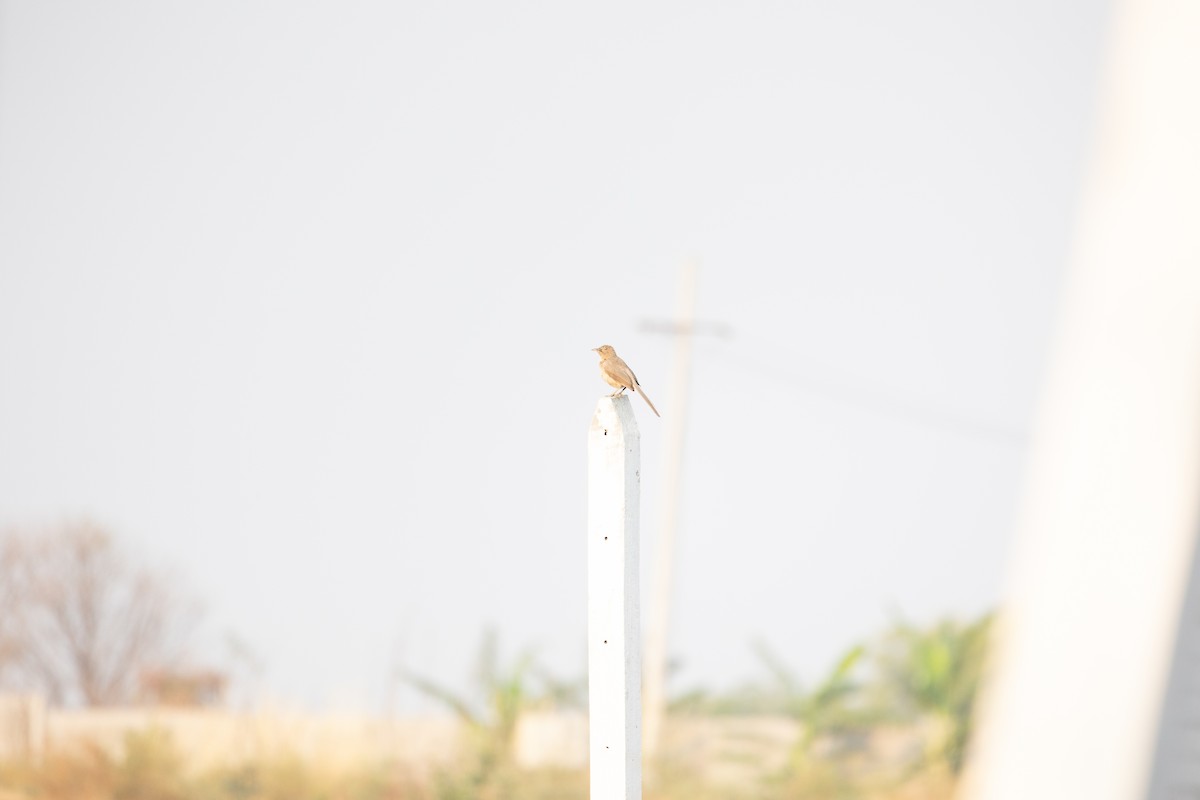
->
left=0, top=727, right=957, bottom=800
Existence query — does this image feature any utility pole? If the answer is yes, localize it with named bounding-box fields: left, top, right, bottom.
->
left=640, top=261, right=728, bottom=759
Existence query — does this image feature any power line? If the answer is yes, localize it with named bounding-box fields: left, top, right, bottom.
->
left=702, top=342, right=1029, bottom=447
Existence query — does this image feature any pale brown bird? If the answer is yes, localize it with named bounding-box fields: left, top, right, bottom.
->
left=592, top=344, right=660, bottom=417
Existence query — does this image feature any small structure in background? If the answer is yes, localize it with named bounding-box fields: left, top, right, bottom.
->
left=138, top=668, right=227, bottom=707
left=0, top=693, right=46, bottom=762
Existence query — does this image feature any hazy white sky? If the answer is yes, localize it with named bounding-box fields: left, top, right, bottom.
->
left=0, top=1, right=1109, bottom=710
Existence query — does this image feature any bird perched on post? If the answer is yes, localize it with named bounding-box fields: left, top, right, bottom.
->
left=592, top=344, right=660, bottom=417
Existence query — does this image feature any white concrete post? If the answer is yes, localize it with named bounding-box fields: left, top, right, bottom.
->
left=588, top=395, right=642, bottom=799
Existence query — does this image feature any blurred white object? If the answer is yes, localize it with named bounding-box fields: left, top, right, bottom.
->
left=514, top=711, right=589, bottom=769
left=959, top=1, right=1200, bottom=799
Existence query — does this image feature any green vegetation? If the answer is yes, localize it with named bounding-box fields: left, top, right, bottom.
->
left=875, top=613, right=993, bottom=773
left=0, top=613, right=992, bottom=800
left=402, top=629, right=574, bottom=800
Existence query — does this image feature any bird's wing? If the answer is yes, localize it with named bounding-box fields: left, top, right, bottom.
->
left=608, top=358, right=638, bottom=388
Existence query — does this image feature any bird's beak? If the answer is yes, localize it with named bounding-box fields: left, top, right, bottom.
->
left=590, top=347, right=598, bottom=352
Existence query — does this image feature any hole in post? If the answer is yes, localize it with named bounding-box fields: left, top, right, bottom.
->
left=603, top=429, right=608, bottom=436
left=604, top=536, right=608, bottom=540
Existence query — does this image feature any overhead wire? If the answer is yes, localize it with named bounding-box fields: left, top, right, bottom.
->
left=695, top=337, right=1030, bottom=448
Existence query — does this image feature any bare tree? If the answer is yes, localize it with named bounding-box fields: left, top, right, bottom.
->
left=1, top=521, right=198, bottom=706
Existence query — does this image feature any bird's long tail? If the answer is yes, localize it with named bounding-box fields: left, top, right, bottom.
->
left=635, top=384, right=661, bottom=417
